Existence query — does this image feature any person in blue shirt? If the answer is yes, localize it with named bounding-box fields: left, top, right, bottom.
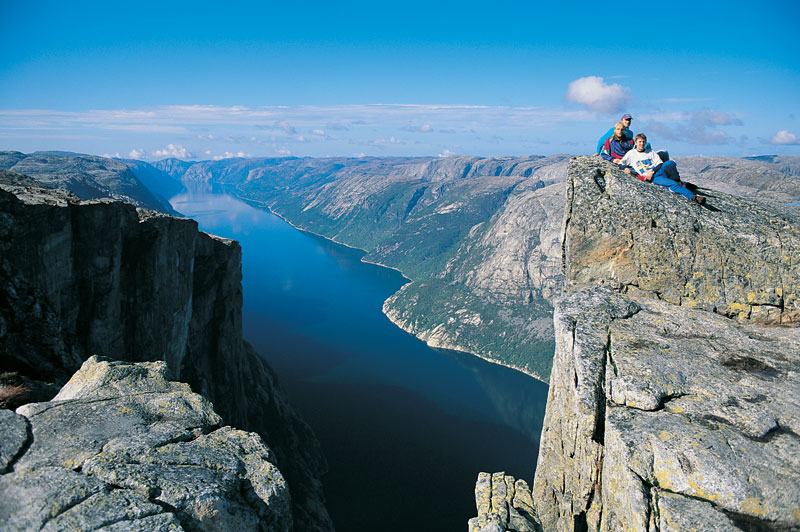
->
left=596, top=114, right=633, bottom=154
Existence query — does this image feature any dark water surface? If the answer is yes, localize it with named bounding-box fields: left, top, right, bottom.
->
left=171, top=191, right=549, bottom=532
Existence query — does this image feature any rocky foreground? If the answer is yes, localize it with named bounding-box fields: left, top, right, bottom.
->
left=470, top=157, right=800, bottom=532
left=1, top=356, right=292, bottom=531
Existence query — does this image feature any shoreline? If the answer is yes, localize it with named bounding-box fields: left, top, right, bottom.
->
left=229, top=190, right=548, bottom=384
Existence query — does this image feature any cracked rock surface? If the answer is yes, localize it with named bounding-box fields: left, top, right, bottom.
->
left=468, top=472, right=541, bottom=532
left=0, top=356, right=291, bottom=532
left=531, top=156, right=800, bottom=532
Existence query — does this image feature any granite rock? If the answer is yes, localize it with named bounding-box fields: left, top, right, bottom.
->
left=0, top=356, right=291, bottom=532
left=531, top=156, right=800, bottom=532
left=533, top=288, right=800, bottom=531
left=563, top=156, right=800, bottom=324
left=468, top=472, right=541, bottom=532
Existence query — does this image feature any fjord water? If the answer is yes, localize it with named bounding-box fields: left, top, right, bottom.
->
left=171, top=190, right=549, bottom=531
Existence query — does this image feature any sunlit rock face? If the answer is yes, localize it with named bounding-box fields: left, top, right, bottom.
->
left=0, top=181, right=332, bottom=532
left=0, top=356, right=292, bottom=532
left=532, top=157, right=800, bottom=532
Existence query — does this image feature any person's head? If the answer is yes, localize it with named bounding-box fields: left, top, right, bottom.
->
left=612, top=122, right=626, bottom=140
left=634, top=133, right=647, bottom=151
left=621, top=113, right=633, bottom=128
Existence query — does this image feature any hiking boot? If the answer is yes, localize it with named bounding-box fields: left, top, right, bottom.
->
left=693, top=195, right=706, bottom=205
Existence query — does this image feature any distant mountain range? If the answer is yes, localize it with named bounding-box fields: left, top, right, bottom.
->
left=0, top=151, right=183, bottom=215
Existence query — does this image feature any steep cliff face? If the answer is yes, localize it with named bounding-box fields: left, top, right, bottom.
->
left=0, top=356, right=292, bottom=532
left=531, top=157, right=800, bottom=532
left=0, top=183, right=332, bottom=531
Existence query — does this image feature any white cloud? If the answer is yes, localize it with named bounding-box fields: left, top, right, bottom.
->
left=153, top=144, right=192, bottom=158
left=128, top=148, right=145, bottom=159
left=566, top=76, right=631, bottom=113
left=771, top=130, right=800, bottom=145
left=213, top=151, right=251, bottom=160
left=276, top=147, right=291, bottom=155
left=438, top=149, right=456, bottom=157
left=102, top=152, right=121, bottom=159
left=311, top=129, right=325, bottom=136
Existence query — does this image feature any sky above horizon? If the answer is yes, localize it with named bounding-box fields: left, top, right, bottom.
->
left=1, top=0, right=799, bottom=161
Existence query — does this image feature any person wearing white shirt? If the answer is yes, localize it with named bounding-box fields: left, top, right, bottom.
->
left=618, top=133, right=705, bottom=205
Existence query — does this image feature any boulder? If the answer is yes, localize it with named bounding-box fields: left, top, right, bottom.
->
left=0, top=356, right=292, bottom=532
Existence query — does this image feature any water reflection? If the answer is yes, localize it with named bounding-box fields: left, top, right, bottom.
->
left=171, top=190, right=549, bottom=532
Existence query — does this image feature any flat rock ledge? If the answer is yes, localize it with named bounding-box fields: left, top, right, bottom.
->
left=0, top=356, right=292, bottom=532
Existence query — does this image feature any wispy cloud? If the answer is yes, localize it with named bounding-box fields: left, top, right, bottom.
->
left=401, top=123, right=433, bottom=132
left=565, top=76, right=631, bottom=114
left=0, top=102, right=769, bottom=158
left=213, top=151, right=251, bottom=160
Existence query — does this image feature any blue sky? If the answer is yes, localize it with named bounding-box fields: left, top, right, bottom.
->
left=1, top=0, right=799, bottom=160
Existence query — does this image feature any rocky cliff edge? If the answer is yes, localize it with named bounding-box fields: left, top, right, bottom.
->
left=471, top=156, right=800, bottom=532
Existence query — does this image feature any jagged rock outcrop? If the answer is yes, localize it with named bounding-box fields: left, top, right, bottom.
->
left=0, top=356, right=292, bottom=531
left=0, top=151, right=177, bottom=214
left=468, top=472, right=541, bottom=532
left=0, top=183, right=332, bottom=531
left=531, top=157, right=800, bottom=531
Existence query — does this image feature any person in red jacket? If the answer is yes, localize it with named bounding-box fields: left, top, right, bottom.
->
left=599, top=122, right=633, bottom=162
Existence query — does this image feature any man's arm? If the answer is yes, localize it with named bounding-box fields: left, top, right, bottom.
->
left=596, top=126, right=614, bottom=154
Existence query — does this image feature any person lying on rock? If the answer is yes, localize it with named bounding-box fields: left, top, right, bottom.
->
left=617, top=133, right=706, bottom=205
left=599, top=122, right=633, bottom=163
left=596, top=113, right=634, bottom=155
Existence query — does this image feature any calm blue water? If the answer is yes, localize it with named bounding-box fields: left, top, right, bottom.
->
left=171, top=191, right=549, bottom=532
